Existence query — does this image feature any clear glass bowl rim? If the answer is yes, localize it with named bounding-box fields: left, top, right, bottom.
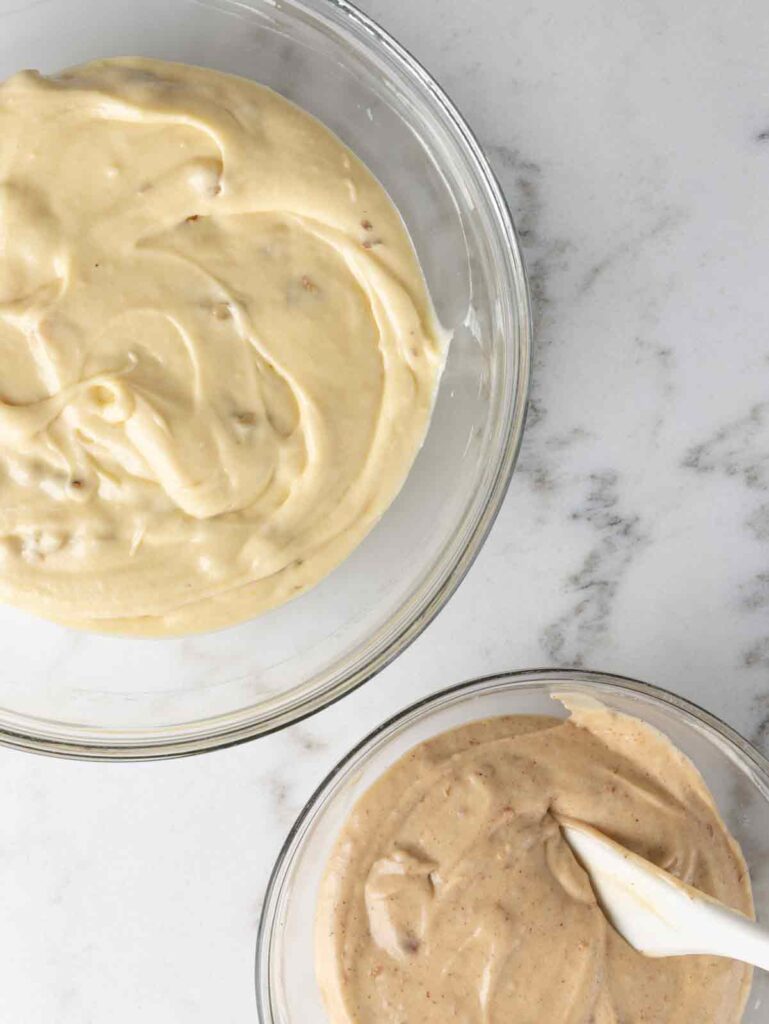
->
left=0, top=0, right=532, bottom=761
left=254, top=666, right=769, bottom=1020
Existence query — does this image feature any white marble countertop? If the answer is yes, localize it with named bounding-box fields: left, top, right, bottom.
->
left=3, top=0, right=769, bottom=1019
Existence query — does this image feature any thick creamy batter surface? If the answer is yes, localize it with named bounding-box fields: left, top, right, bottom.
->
left=0, top=58, right=443, bottom=634
left=316, top=701, right=752, bottom=1023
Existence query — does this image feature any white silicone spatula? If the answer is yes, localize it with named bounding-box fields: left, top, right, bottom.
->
left=560, top=816, right=769, bottom=970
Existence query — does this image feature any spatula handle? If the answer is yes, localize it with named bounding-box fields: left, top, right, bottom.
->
left=704, top=903, right=769, bottom=973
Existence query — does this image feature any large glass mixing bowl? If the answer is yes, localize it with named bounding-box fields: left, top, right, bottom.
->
left=0, top=0, right=530, bottom=757
left=257, top=669, right=769, bottom=1023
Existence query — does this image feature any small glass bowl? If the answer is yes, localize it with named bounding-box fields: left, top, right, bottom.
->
left=0, top=0, right=530, bottom=758
left=256, top=669, right=769, bottom=1022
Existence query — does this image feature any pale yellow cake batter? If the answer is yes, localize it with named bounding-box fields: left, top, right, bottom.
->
left=0, top=58, right=444, bottom=634
left=316, top=700, right=753, bottom=1023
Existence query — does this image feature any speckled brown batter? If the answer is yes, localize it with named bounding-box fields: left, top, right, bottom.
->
left=316, top=700, right=752, bottom=1023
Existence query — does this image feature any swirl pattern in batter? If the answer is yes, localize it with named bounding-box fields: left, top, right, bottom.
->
left=316, top=699, right=753, bottom=1023
left=0, top=58, right=444, bottom=633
